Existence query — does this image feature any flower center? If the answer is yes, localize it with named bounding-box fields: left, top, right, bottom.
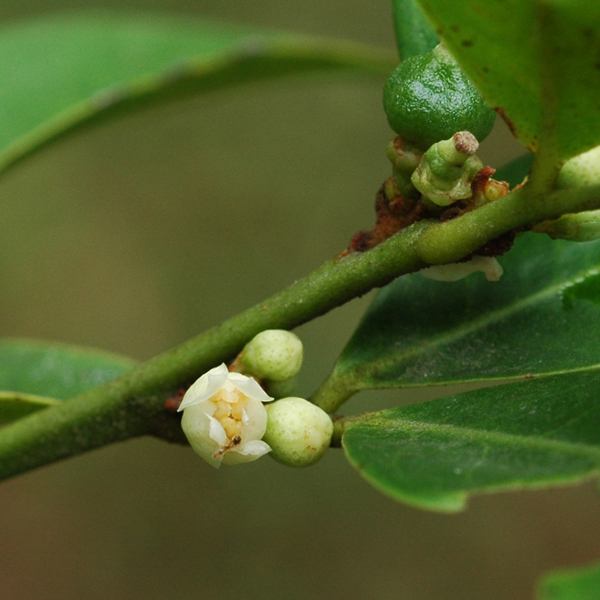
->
left=210, top=386, right=250, bottom=457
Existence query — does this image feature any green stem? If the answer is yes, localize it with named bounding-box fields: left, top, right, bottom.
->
left=310, top=371, right=357, bottom=414
left=1, top=183, right=600, bottom=480
left=312, top=183, right=600, bottom=413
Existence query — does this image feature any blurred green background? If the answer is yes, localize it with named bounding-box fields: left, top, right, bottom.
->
left=1, top=1, right=599, bottom=599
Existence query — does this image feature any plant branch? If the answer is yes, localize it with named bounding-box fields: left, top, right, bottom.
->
left=0, top=182, right=599, bottom=481
left=311, top=183, right=600, bottom=413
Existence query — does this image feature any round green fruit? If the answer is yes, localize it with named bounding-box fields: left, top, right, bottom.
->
left=383, top=44, right=496, bottom=151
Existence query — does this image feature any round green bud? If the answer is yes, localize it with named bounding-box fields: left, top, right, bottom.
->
left=557, top=145, right=600, bottom=189
left=241, top=330, right=303, bottom=382
left=263, top=397, right=333, bottom=467
left=383, top=44, right=496, bottom=151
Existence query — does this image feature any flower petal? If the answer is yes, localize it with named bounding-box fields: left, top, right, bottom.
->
left=181, top=405, right=223, bottom=468
left=207, top=414, right=229, bottom=447
left=241, top=407, right=250, bottom=427
left=178, top=363, right=229, bottom=410
left=229, top=372, right=273, bottom=403
left=221, top=440, right=272, bottom=465
left=236, top=439, right=272, bottom=457
left=419, top=256, right=503, bottom=282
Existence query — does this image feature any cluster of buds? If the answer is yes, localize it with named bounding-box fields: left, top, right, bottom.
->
left=178, top=329, right=333, bottom=469
left=411, top=131, right=483, bottom=208
left=386, top=136, right=422, bottom=199
left=533, top=145, right=600, bottom=243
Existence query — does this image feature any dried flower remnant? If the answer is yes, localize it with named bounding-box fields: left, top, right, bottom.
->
left=420, top=255, right=503, bottom=282
left=178, top=364, right=273, bottom=468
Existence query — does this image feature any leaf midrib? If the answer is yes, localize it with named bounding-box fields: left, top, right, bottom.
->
left=348, top=415, right=600, bottom=465
left=345, top=264, right=600, bottom=387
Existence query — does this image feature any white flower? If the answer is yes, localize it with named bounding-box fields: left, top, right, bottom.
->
left=178, top=363, right=274, bottom=468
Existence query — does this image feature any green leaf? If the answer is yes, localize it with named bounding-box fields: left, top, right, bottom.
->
left=0, top=339, right=135, bottom=400
left=0, top=12, right=396, bottom=178
left=391, top=0, right=439, bottom=60
left=539, top=561, right=600, bottom=600
left=414, top=0, right=600, bottom=162
left=322, top=233, right=600, bottom=402
left=0, top=392, right=60, bottom=426
left=343, top=370, right=600, bottom=512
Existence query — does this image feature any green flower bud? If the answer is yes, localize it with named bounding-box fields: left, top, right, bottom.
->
left=411, top=131, right=483, bottom=206
left=240, top=330, right=303, bottom=382
left=557, top=145, right=600, bottom=189
left=386, top=136, right=422, bottom=199
left=533, top=210, right=600, bottom=242
left=263, top=397, right=333, bottom=467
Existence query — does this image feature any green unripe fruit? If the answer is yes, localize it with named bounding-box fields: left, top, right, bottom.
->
left=383, top=44, right=496, bottom=151
left=263, top=397, right=333, bottom=467
left=240, top=330, right=303, bottom=382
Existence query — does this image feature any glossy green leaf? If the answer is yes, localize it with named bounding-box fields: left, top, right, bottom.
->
left=343, top=370, right=600, bottom=512
left=414, top=0, right=600, bottom=162
left=539, top=561, right=600, bottom=600
left=0, top=339, right=135, bottom=400
left=0, top=12, right=396, bottom=177
left=391, top=0, right=439, bottom=60
left=323, top=233, right=600, bottom=402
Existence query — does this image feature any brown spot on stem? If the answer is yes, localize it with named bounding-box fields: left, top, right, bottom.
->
left=343, top=181, right=426, bottom=254
left=165, top=389, right=187, bottom=412
left=470, top=166, right=496, bottom=196
left=439, top=206, right=462, bottom=222
left=475, top=230, right=516, bottom=257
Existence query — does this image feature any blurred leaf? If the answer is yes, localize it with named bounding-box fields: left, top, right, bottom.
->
left=0, top=339, right=135, bottom=400
left=325, top=233, right=600, bottom=399
left=343, top=369, right=600, bottom=512
left=391, top=0, right=439, bottom=60
left=414, top=0, right=600, bottom=162
left=495, top=153, right=533, bottom=188
left=538, top=561, right=600, bottom=600
left=0, top=12, right=396, bottom=177
left=0, top=392, right=60, bottom=426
